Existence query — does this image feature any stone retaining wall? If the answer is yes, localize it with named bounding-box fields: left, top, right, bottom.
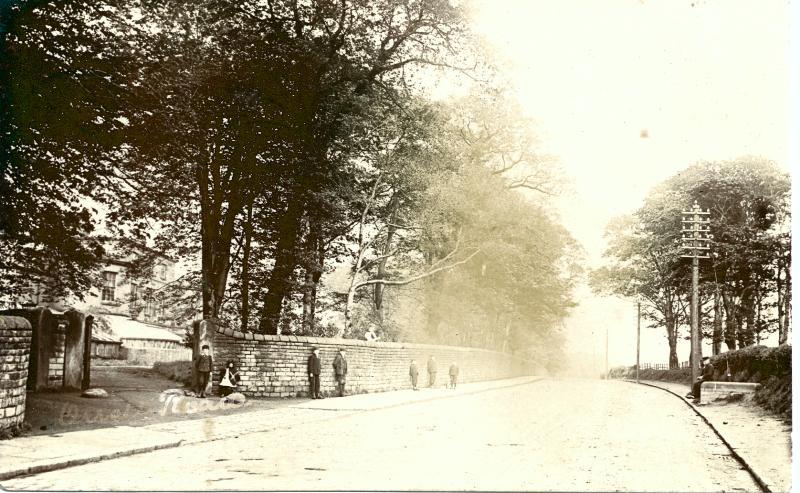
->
left=121, top=338, right=183, bottom=350
left=0, top=316, right=32, bottom=434
left=212, top=325, right=533, bottom=398
left=122, top=347, right=192, bottom=366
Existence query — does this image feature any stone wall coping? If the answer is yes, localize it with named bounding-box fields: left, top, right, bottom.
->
left=213, top=324, right=523, bottom=359
left=701, top=381, right=761, bottom=392
left=120, top=336, right=181, bottom=342
left=0, top=316, right=32, bottom=330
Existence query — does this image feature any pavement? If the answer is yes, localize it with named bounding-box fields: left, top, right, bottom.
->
left=0, top=376, right=539, bottom=482
left=24, top=366, right=285, bottom=436
left=631, top=379, right=792, bottom=493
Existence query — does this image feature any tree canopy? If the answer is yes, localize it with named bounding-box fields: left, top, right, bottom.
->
left=591, top=158, right=791, bottom=366
left=1, top=0, right=580, bottom=364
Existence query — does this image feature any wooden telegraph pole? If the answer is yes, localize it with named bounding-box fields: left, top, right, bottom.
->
left=681, top=201, right=712, bottom=382
left=636, top=300, right=641, bottom=384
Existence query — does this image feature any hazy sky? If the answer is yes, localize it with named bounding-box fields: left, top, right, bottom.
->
left=464, top=0, right=793, bottom=368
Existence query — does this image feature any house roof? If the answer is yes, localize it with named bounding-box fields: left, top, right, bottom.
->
left=105, top=314, right=183, bottom=342
left=91, top=332, right=122, bottom=344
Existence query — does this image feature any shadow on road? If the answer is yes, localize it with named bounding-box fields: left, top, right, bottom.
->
left=23, top=365, right=289, bottom=436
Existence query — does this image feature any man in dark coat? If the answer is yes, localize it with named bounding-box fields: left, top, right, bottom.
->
left=409, top=360, right=419, bottom=390
left=688, top=356, right=714, bottom=403
left=308, top=347, right=323, bottom=399
left=427, top=355, right=437, bottom=387
left=194, top=344, right=213, bottom=398
left=333, top=348, right=348, bottom=397
left=449, top=362, right=460, bottom=389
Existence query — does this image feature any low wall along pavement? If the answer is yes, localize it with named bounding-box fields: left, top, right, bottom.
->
left=212, top=324, right=533, bottom=398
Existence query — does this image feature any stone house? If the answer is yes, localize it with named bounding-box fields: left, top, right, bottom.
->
left=18, top=240, right=192, bottom=328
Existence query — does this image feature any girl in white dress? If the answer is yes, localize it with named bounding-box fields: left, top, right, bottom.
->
left=219, top=361, right=240, bottom=396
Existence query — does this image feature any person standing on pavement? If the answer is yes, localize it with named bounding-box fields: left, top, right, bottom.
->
left=308, top=347, right=323, bottom=399
left=448, top=362, right=459, bottom=389
left=427, top=355, right=437, bottom=387
left=409, top=360, right=419, bottom=390
left=194, top=344, right=213, bottom=398
left=333, top=348, right=348, bottom=397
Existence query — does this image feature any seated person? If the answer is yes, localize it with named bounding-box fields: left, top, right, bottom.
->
left=219, top=361, right=240, bottom=396
left=364, top=327, right=380, bottom=342
left=687, top=356, right=714, bottom=402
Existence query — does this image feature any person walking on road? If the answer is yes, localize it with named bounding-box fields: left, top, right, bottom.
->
left=409, top=360, right=419, bottom=390
left=427, top=355, right=437, bottom=387
left=333, top=348, right=348, bottom=397
left=308, top=347, right=323, bottom=399
left=448, top=362, right=459, bottom=389
left=194, top=344, right=213, bottom=398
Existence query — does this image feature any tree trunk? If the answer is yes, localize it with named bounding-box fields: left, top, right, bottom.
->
left=372, top=197, right=399, bottom=325
left=197, top=161, right=240, bottom=321
left=721, top=289, right=738, bottom=351
left=343, top=287, right=356, bottom=338
left=776, top=263, right=784, bottom=344
left=240, top=202, right=254, bottom=331
left=754, top=287, right=764, bottom=344
left=665, top=301, right=679, bottom=369
left=712, top=289, right=722, bottom=355
left=780, top=258, right=791, bottom=344
left=259, top=196, right=304, bottom=334
left=738, top=287, right=755, bottom=348
left=502, top=319, right=511, bottom=353
left=301, top=217, right=324, bottom=334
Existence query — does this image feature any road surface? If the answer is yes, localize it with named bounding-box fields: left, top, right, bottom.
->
left=3, top=379, right=759, bottom=491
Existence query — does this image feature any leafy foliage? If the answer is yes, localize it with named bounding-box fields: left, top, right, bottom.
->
left=592, top=158, right=790, bottom=366
left=2, top=0, right=578, bottom=365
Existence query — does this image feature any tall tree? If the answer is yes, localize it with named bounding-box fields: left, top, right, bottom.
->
left=4, top=0, right=476, bottom=331
left=592, top=157, right=790, bottom=365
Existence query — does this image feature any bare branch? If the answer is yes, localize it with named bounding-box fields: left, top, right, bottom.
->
left=355, top=247, right=481, bottom=289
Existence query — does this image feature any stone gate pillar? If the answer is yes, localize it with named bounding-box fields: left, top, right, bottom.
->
left=63, top=309, right=86, bottom=390
left=0, top=316, right=32, bottom=435
left=0, top=307, right=53, bottom=391
left=82, top=315, right=94, bottom=390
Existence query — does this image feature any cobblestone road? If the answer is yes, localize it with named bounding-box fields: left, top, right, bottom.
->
left=3, top=379, right=759, bottom=491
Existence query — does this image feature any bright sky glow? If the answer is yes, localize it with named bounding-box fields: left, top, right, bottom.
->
left=465, top=0, right=793, bottom=369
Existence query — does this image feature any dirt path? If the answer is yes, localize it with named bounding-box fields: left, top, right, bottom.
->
left=23, top=366, right=290, bottom=436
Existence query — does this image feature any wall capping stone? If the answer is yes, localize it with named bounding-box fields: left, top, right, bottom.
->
left=210, top=322, right=522, bottom=359
left=212, top=323, right=534, bottom=398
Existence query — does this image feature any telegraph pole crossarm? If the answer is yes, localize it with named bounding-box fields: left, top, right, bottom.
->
left=680, top=200, right=712, bottom=383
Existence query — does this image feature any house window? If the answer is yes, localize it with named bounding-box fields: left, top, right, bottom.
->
left=158, top=264, right=167, bottom=281
left=102, top=272, right=117, bottom=301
